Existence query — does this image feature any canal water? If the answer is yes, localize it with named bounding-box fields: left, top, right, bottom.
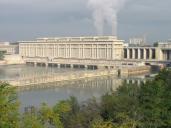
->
left=0, top=65, right=150, bottom=110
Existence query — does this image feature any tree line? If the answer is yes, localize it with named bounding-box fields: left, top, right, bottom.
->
left=0, top=51, right=6, bottom=60
left=0, top=69, right=171, bottom=128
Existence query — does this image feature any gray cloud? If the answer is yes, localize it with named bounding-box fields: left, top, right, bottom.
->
left=0, top=0, right=171, bottom=43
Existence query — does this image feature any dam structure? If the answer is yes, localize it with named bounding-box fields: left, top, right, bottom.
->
left=7, top=36, right=170, bottom=87
left=123, top=43, right=171, bottom=65
left=19, top=36, right=125, bottom=69
left=19, top=36, right=140, bottom=69
left=19, top=36, right=171, bottom=68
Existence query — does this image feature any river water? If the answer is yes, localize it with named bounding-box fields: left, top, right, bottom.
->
left=0, top=65, right=151, bottom=110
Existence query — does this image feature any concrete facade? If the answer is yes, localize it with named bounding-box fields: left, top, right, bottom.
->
left=124, top=42, right=171, bottom=62
left=18, top=36, right=171, bottom=68
left=124, top=47, right=157, bottom=60
left=19, top=36, right=131, bottom=68
left=129, top=37, right=145, bottom=46
left=0, top=43, right=19, bottom=54
left=19, top=36, right=124, bottom=60
left=4, top=54, right=25, bottom=65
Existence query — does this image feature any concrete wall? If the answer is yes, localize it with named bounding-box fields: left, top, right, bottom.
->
left=8, top=69, right=118, bottom=87
left=120, top=66, right=150, bottom=77
left=19, top=36, right=124, bottom=61
left=4, top=54, right=25, bottom=65
left=0, top=45, right=19, bottom=54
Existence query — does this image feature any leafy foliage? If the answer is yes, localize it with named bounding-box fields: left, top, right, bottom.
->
left=1, top=69, right=171, bottom=128
left=0, top=51, right=6, bottom=60
left=0, top=82, right=19, bottom=128
left=21, top=113, right=43, bottom=128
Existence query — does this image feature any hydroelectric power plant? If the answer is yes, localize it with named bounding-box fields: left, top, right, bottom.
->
left=19, top=36, right=171, bottom=66
left=0, top=36, right=170, bottom=108
left=1, top=36, right=171, bottom=86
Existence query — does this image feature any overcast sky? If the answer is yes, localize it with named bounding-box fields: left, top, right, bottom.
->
left=0, top=0, right=171, bottom=43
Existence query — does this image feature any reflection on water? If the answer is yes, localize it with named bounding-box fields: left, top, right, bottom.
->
left=0, top=65, right=151, bottom=110
left=17, top=76, right=123, bottom=109
left=0, top=65, right=82, bottom=80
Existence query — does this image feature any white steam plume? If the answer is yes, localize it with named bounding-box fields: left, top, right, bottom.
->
left=88, top=0, right=129, bottom=36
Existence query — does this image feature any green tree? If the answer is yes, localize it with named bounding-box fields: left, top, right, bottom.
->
left=39, top=103, right=54, bottom=127
left=39, top=103, right=64, bottom=128
left=1, top=69, right=171, bottom=128
left=56, top=96, right=81, bottom=128
left=91, top=118, right=115, bottom=128
left=100, top=83, right=140, bottom=127
left=0, top=51, right=6, bottom=60
left=138, top=69, right=171, bottom=128
left=21, top=113, right=43, bottom=128
left=68, top=96, right=80, bottom=114
left=53, top=100, right=72, bottom=128
left=78, top=98, right=101, bottom=128
left=61, top=97, right=101, bottom=128
left=0, top=82, right=20, bottom=128
left=153, top=42, right=159, bottom=47
left=53, top=100, right=72, bottom=115
left=138, top=81, right=165, bottom=127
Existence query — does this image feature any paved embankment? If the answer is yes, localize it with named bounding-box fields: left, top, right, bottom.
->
left=120, top=66, right=150, bottom=77
left=3, top=66, right=151, bottom=87
left=6, top=69, right=118, bottom=87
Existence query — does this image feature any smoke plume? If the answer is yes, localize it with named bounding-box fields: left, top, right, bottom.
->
left=88, top=0, right=129, bottom=36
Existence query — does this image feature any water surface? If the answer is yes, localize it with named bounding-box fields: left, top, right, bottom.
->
left=0, top=65, right=150, bottom=110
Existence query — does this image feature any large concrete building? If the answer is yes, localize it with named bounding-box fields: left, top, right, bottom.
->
left=0, top=42, right=19, bottom=54
left=124, top=42, right=171, bottom=62
left=18, top=36, right=171, bottom=68
left=129, top=37, right=145, bottom=46
left=19, top=36, right=124, bottom=60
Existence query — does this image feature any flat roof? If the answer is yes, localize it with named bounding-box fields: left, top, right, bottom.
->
left=18, top=36, right=125, bottom=43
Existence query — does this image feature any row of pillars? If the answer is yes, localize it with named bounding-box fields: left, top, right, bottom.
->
left=124, top=48, right=156, bottom=60
left=26, top=62, right=100, bottom=70
left=162, top=50, right=171, bottom=60
left=124, top=79, right=146, bottom=85
left=26, top=62, right=115, bottom=70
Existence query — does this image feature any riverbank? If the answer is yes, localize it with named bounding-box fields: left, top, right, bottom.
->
left=0, top=60, right=6, bottom=65
left=0, top=54, right=25, bottom=65
left=7, top=69, right=118, bottom=87
left=120, top=66, right=151, bottom=76
left=3, top=65, right=150, bottom=87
